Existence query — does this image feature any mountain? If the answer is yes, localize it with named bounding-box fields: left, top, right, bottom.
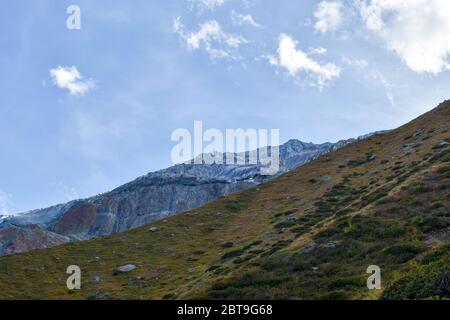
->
left=0, top=136, right=376, bottom=256
left=0, top=100, right=448, bottom=300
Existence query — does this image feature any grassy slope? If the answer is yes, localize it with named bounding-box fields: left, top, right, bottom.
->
left=0, top=101, right=449, bottom=300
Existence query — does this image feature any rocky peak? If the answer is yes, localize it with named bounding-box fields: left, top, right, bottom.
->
left=0, top=133, right=385, bottom=256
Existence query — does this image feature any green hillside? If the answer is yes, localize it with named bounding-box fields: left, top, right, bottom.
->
left=0, top=101, right=449, bottom=300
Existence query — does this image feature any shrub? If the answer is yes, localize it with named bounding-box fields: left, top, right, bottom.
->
left=320, top=290, right=349, bottom=300
left=383, top=260, right=450, bottom=300
left=347, top=159, right=367, bottom=167
left=420, top=217, right=449, bottom=233
left=411, top=215, right=426, bottom=227
left=274, top=221, right=296, bottom=229
left=342, top=221, right=356, bottom=235
left=346, top=244, right=361, bottom=258
left=221, top=249, right=245, bottom=260
left=410, top=182, right=432, bottom=194
left=383, top=244, right=423, bottom=263
left=329, top=277, right=362, bottom=290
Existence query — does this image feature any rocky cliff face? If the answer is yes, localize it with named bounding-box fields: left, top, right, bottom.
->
left=0, top=136, right=384, bottom=255
left=0, top=224, right=70, bottom=256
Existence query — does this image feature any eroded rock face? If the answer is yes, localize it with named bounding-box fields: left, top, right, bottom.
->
left=50, top=204, right=98, bottom=236
left=0, top=224, right=70, bottom=256
left=0, top=136, right=385, bottom=256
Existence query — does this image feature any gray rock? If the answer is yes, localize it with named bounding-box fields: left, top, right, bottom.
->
left=326, top=241, right=339, bottom=249
left=304, top=242, right=317, bottom=253
left=412, top=129, right=423, bottom=138
left=403, top=143, right=415, bottom=152
left=91, top=276, right=102, bottom=284
left=114, top=264, right=137, bottom=274
left=148, top=227, right=160, bottom=233
left=368, top=153, right=377, bottom=161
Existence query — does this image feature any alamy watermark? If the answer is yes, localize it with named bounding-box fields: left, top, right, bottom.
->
left=367, top=265, right=381, bottom=290
left=66, top=265, right=81, bottom=290
left=66, top=5, right=81, bottom=30
left=171, top=121, right=280, bottom=175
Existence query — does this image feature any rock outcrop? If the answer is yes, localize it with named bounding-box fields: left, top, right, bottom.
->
left=0, top=224, right=69, bottom=256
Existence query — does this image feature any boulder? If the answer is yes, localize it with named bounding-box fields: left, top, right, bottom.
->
left=304, top=242, right=317, bottom=253
left=114, top=264, right=137, bottom=275
left=90, top=276, right=102, bottom=284
left=326, top=241, right=339, bottom=249
left=320, top=175, right=332, bottom=183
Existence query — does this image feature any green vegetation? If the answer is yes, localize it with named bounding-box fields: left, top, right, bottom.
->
left=0, top=101, right=449, bottom=300
left=382, top=246, right=450, bottom=300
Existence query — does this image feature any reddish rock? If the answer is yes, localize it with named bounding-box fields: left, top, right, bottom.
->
left=50, top=204, right=98, bottom=235
left=0, top=225, right=69, bottom=256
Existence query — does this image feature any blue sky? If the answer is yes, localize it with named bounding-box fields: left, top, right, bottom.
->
left=1, top=0, right=450, bottom=214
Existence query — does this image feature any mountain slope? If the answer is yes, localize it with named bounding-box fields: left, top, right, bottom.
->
left=0, top=137, right=366, bottom=255
left=0, top=101, right=448, bottom=300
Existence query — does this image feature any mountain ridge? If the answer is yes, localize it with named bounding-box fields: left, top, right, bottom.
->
left=0, top=134, right=386, bottom=256
left=0, top=100, right=448, bottom=299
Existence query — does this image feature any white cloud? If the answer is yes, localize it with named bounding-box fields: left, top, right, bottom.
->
left=342, top=56, right=395, bottom=106
left=309, top=47, right=328, bottom=55
left=341, top=56, right=369, bottom=70
left=50, top=66, right=96, bottom=96
left=314, top=1, right=343, bottom=33
left=357, top=0, right=450, bottom=74
left=189, top=0, right=227, bottom=11
left=386, top=91, right=395, bottom=106
left=267, top=34, right=341, bottom=88
left=231, top=11, right=263, bottom=28
left=174, top=18, right=247, bottom=60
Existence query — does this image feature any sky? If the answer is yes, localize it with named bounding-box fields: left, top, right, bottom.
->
left=1, top=0, right=450, bottom=214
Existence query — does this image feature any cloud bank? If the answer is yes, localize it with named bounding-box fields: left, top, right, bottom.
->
left=357, top=0, right=450, bottom=74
